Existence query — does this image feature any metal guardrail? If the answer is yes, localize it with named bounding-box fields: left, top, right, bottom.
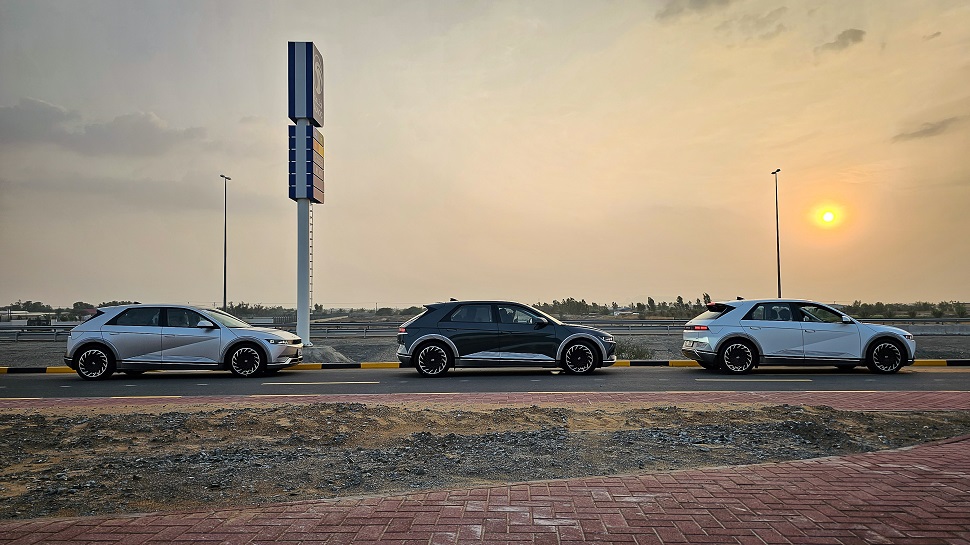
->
left=2, top=317, right=968, bottom=341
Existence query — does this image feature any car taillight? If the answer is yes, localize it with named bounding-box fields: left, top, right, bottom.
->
left=685, top=325, right=709, bottom=331
left=398, top=327, right=406, bottom=334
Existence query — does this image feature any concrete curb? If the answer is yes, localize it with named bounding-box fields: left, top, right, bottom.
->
left=1, top=359, right=968, bottom=374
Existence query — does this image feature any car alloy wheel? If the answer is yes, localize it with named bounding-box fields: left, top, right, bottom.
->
left=76, top=348, right=114, bottom=380
left=229, top=345, right=265, bottom=377
left=867, top=340, right=904, bottom=374
left=415, top=343, right=450, bottom=377
left=563, top=342, right=597, bottom=374
left=719, top=341, right=755, bottom=374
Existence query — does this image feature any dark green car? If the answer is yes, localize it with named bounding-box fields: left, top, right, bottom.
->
left=397, top=300, right=616, bottom=377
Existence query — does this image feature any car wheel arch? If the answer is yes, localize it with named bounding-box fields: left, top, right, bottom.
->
left=864, top=335, right=911, bottom=361
left=408, top=334, right=459, bottom=361
left=75, top=340, right=120, bottom=363
left=714, top=334, right=764, bottom=362
left=222, top=339, right=268, bottom=369
left=556, top=333, right=609, bottom=362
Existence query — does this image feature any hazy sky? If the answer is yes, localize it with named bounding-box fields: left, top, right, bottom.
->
left=1, top=0, right=968, bottom=309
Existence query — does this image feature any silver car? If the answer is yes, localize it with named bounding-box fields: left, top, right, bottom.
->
left=64, top=304, right=303, bottom=380
left=682, top=299, right=916, bottom=374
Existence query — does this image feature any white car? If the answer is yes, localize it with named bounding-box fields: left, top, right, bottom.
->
left=64, top=304, right=303, bottom=380
left=682, top=299, right=915, bottom=374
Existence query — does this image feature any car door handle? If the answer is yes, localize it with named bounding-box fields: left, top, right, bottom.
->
left=748, top=326, right=761, bottom=330
left=443, top=328, right=458, bottom=332
left=805, top=329, right=815, bottom=333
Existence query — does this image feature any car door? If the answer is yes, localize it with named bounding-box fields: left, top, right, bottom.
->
left=101, top=307, right=163, bottom=363
left=438, top=304, right=499, bottom=359
left=739, top=303, right=804, bottom=361
left=495, top=304, right=559, bottom=362
left=795, top=303, right=862, bottom=360
left=161, top=308, right=222, bottom=365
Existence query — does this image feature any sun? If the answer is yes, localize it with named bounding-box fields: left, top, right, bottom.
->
left=812, top=205, right=843, bottom=228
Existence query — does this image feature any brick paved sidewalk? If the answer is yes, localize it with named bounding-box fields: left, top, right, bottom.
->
left=2, top=434, right=968, bottom=544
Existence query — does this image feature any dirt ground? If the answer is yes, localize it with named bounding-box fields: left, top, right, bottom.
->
left=1, top=400, right=969, bottom=520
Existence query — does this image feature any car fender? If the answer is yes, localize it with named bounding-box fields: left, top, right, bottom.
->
left=74, top=332, right=120, bottom=361
left=556, top=333, right=611, bottom=361
left=862, top=333, right=915, bottom=360
left=221, top=335, right=267, bottom=362
left=407, top=333, right=460, bottom=358
left=713, top=332, right=765, bottom=359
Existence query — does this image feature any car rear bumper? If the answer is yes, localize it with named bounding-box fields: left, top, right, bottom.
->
left=682, top=347, right=717, bottom=364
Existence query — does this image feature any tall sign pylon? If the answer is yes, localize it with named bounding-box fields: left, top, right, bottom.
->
left=287, top=42, right=325, bottom=346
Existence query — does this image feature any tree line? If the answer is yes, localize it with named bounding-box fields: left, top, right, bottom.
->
left=2, top=298, right=967, bottom=321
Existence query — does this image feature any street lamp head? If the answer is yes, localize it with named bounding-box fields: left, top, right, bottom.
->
left=220, top=174, right=231, bottom=181
left=771, top=169, right=781, bottom=175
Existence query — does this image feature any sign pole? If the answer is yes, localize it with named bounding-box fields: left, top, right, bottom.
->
left=288, top=42, right=324, bottom=348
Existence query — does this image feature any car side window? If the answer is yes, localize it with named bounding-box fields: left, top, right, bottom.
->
left=166, top=308, right=204, bottom=328
left=798, top=305, right=842, bottom=323
left=110, top=308, right=161, bottom=327
left=498, top=305, right=540, bottom=325
left=743, top=303, right=793, bottom=322
left=447, top=304, right=493, bottom=323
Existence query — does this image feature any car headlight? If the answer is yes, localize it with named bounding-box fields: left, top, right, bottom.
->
left=903, top=334, right=914, bottom=340
left=598, top=335, right=615, bottom=343
left=265, top=338, right=290, bottom=345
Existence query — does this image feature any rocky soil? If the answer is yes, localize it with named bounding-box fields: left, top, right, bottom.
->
left=1, top=401, right=969, bottom=520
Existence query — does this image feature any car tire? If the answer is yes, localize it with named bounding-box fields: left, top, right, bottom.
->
left=74, top=345, right=115, bottom=381
left=717, top=340, right=756, bottom=374
left=865, top=339, right=905, bottom=374
left=227, top=343, right=267, bottom=377
left=414, top=342, right=452, bottom=377
left=562, top=340, right=599, bottom=375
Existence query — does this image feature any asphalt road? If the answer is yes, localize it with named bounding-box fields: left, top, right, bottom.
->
left=2, top=366, right=969, bottom=399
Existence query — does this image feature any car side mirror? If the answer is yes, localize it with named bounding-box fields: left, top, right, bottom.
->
left=534, top=317, right=549, bottom=329
left=841, top=315, right=852, bottom=324
left=197, top=319, right=216, bottom=329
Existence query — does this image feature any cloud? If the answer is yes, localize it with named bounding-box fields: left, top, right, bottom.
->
left=892, top=116, right=964, bottom=142
left=814, top=29, right=866, bottom=54
left=0, top=98, right=205, bottom=156
left=0, top=98, right=78, bottom=146
left=656, top=0, right=736, bottom=22
left=922, top=31, right=942, bottom=41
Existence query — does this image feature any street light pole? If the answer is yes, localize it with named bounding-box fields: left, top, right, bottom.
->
left=771, top=168, right=781, bottom=298
left=220, top=174, right=231, bottom=311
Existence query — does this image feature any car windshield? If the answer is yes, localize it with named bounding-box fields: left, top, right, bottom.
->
left=528, top=306, right=563, bottom=325
left=200, top=309, right=252, bottom=328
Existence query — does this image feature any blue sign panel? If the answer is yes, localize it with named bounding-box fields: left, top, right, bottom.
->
left=288, top=42, right=324, bottom=127
left=288, top=123, right=324, bottom=203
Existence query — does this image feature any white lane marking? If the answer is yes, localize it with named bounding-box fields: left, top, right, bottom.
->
left=60, top=385, right=71, bottom=388
left=695, top=378, right=812, bottom=382
left=263, top=381, right=380, bottom=385
left=196, top=383, right=209, bottom=386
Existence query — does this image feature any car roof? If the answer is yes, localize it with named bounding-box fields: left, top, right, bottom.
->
left=716, top=299, right=828, bottom=305
left=98, top=303, right=211, bottom=312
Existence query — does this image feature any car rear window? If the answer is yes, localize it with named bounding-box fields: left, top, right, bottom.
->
left=692, top=303, right=734, bottom=321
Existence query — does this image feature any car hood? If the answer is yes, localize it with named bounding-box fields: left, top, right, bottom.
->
left=561, top=323, right=611, bottom=337
left=861, top=323, right=913, bottom=337
left=230, top=327, right=301, bottom=341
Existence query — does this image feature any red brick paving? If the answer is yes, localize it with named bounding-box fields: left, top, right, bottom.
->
left=1, top=392, right=968, bottom=544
